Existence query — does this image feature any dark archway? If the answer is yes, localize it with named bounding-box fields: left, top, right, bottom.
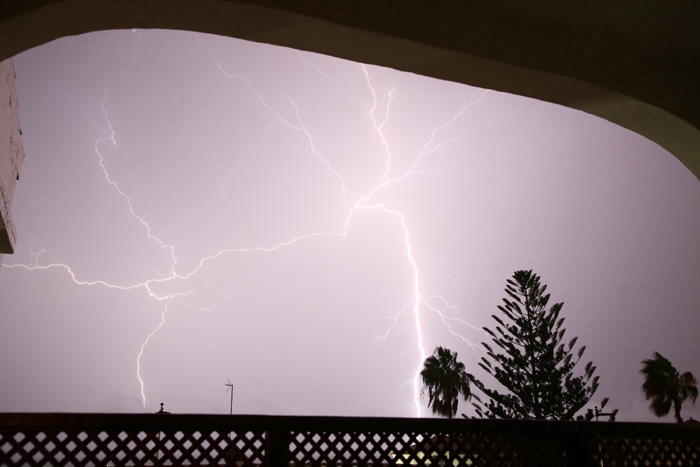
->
left=1, top=0, right=699, bottom=180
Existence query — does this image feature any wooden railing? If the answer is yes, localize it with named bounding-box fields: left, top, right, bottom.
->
left=1, top=413, right=699, bottom=466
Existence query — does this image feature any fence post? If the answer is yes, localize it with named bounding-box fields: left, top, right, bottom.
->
left=267, top=429, right=291, bottom=466
left=567, top=426, right=592, bottom=467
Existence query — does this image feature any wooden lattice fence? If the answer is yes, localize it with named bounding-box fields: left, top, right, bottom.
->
left=1, top=413, right=699, bottom=466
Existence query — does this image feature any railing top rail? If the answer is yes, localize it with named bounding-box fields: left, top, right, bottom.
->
left=1, top=412, right=699, bottom=437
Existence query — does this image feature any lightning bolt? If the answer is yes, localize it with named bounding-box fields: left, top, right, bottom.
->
left=7, top=77, right=185, bottom=407
left=194, top=37, right=489, bottom=416
left=5, top=31, right=489, bottom=415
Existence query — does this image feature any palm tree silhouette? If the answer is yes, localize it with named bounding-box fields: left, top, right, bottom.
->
left=420, top=346, right=472, bottom=418
left=640, top=352, right=698, bottom=423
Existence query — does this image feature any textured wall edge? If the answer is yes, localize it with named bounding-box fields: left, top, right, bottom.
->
left=0, top=57, right=25, bottom=256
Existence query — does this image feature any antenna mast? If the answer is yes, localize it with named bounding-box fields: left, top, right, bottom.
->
left=225, top=379, right=234, bottom=415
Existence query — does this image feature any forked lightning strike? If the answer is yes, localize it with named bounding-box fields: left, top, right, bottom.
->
left=5, top=32, right=488, bottom=416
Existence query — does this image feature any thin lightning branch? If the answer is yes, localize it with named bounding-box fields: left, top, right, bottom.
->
left=353, top=94, right=489, bottom=210
left=394, top=346, right=424, bottom=364
left=362, top=65, right=397, bottom=181
left=300, top=55, right=352, bottom=93
left=136, top=295, right=176, bottom=406
left=155, top=231, right=346, bottom=285
left=407, top=90, right=489, bottom=177
left=93, top=82, right=178, bottom=263
left=135, top=291, right=226, bottom=407
left=371, top=298, right=415, bottom=346
left=28, top=240, right=45, bottom=268
left=195, top=34, right=351, bottom=210
left=122, top=29, right=142, bottom=77
left=5, top=263, right=147, bottom=292
left=180, top=295, right=228, bottom=313
left=416, top=253, right=449, bottom=271
left=286, top=98, right=351, bottom=209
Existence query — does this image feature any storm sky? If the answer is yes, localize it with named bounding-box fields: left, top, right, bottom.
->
left=1, top=29, right=699, bottom=422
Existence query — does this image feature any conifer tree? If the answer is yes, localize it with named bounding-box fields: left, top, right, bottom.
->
left=472, top=270, right=599, bottom=419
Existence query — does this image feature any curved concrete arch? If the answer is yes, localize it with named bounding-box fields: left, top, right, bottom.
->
left=1, top=0, right=699, bottom=180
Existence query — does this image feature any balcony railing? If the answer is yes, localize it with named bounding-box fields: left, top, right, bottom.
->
left=1, top=413, right=699, bottom=466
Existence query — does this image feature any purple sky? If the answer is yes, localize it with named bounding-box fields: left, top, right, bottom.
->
left=1, top=29, right=699, bottom=422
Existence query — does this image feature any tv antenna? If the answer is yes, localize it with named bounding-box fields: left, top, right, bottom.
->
left=225, top=379, right=234, bottom=415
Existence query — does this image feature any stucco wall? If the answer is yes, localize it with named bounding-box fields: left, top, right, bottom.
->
left=0, top=57, right=25, bottom=261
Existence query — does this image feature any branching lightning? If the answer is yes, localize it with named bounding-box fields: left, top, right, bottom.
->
left=5, top=32, right=489, bottom=416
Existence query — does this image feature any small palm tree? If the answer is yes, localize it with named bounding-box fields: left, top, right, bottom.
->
left=420, top=346, right=472, bottom=418
left=640, top=352, right=698, bottom=423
